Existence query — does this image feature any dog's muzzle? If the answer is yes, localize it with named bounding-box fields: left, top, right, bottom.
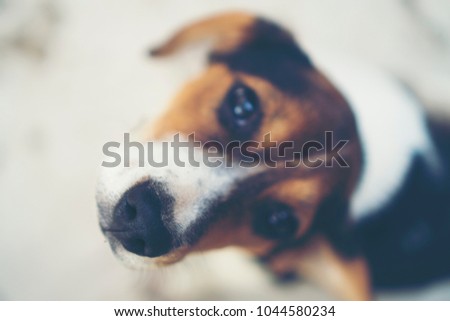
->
left=96, top=135, right=263, bottom=264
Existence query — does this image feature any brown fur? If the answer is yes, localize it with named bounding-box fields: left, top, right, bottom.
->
left=146, top=12, right=367, bottom=299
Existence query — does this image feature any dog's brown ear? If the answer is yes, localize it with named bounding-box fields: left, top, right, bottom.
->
left=150, top=11, right=312, bottom=95
left=268, top=236, right=372, bottom=300
left=150, top=12, right=256, bottom=57
left=149, top=11, right=310, bottom=64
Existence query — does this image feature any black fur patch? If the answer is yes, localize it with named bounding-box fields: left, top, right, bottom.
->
left=209, top=18, right=313, bottom=95
left=356, top=153, right=450, bottom=289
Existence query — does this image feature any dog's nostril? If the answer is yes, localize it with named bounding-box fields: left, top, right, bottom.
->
left=124, top=202, right=137, bottom=221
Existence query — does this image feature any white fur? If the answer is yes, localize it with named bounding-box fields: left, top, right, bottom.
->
left=315, top=54, right=442, bottom=219
left=96, top=133, right=262, bottom=265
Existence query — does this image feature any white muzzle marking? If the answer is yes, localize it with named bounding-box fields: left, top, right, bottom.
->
left=96, top=134, right=261, bottom=265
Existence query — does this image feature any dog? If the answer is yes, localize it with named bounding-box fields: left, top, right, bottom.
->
left=96, top=12, right=450, bottom=300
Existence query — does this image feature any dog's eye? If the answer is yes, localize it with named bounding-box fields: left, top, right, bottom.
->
left=218, top=83, right=262, bottom=137
left=231, top=87, right=258, bottom=120
left=252, top=202, right=299, bottom=240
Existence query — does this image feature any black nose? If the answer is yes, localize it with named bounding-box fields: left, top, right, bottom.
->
left=108, top=181, right=172, bottom=258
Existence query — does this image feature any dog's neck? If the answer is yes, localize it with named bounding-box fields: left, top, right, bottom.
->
left=316, top=54, right=442, bottom=219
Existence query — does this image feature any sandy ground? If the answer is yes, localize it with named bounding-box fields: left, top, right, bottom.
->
left=1, top=0, right=450, bottom=300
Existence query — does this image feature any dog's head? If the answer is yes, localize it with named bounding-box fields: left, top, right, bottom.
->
left=96, top=12, right=369, bottom=299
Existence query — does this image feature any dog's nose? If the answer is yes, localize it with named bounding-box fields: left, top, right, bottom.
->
left=108, top=181, right=172, bottom=257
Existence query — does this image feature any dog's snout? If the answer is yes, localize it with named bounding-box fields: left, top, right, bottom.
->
left=107, top=181, right=172, bottom=258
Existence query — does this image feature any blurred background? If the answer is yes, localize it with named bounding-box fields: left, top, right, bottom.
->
left=1, top=0, right=450, bottom=300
